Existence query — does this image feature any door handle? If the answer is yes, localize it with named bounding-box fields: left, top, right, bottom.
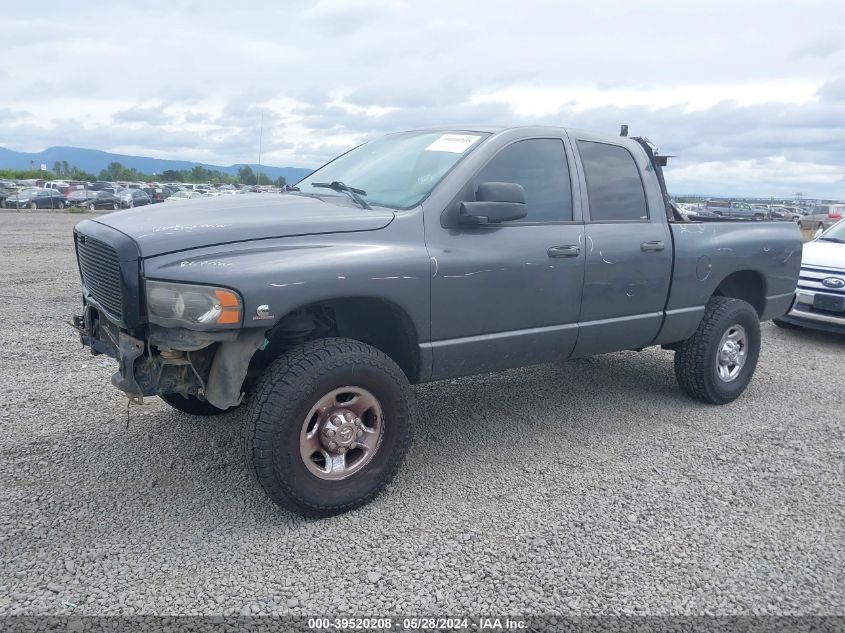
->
left=640, top=241, right=665, bottom=252
left=548, top=245, right=581, bottom=258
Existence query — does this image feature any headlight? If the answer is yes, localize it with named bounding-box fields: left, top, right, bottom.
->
left=145, top=280, right=242, bottom=329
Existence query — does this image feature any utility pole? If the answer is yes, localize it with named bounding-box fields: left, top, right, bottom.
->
left=257, top=111, right=264, bottom=186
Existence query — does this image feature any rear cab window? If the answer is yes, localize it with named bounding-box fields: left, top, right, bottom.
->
left=577, top=140, right=649, bottom=222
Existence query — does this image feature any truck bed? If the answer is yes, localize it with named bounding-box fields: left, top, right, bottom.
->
left=654, top=220, right=802, bottom=345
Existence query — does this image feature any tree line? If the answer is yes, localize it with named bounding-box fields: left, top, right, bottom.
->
left=0, top=162, right=286, bottom=187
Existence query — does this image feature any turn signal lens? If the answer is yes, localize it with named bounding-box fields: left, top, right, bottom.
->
left=213, top=289, right=241, bottom=325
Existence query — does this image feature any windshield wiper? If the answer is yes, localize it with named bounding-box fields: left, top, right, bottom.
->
left=819, top=237, right=844, bottom=243
left=311, top=181, right=371, bottom=209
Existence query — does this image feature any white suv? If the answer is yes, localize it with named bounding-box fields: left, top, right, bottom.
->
left=775, top=219, right=845, bottom=334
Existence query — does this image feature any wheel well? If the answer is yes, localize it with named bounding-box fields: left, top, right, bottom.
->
left=253, top=298, right=420, bottom=382
left=713, top=270, right=766, bottom=316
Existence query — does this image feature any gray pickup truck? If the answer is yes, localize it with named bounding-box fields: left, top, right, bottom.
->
left=72, top=126, right=802, bottom=516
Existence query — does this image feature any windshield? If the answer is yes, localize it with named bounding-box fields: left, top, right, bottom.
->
left=820, top=219, right=845, bottom=241
left=296, top=131, right=488, bottom=209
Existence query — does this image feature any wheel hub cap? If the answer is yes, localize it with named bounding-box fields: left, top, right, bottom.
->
left=716, top=324, right=748, bottom=382
left=300, top=387, right=384, bottom=481
left=319, top=410, right=363, bottom=453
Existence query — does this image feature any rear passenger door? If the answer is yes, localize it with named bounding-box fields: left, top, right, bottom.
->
left=570, top=136, right=672, bottom=356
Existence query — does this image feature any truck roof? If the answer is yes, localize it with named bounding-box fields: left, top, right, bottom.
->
left=408, top=125, right=638, bottom=146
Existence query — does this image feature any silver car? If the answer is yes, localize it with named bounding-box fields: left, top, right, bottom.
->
left=799, top=203, right=844, bottom=232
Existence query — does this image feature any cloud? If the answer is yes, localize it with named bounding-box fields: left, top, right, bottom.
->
left=0, top=0, right=844, bottom=196
left=299, top=0, right=406, bottom=34
left=818, top=77, right=845, bottom=102
left=112, top=106, right=170, bottom=125
left=793, top=31, right=845, bottom=59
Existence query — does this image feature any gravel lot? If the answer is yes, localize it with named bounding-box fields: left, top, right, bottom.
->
left=1, top=211, right=843, bottom=617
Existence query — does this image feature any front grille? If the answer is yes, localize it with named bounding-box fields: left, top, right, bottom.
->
left=76, top=236, right=124, bottom=318
left=798, top=265, right=845, bottom=296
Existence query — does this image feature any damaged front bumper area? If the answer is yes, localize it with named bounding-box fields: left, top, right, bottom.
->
left=73, top=304, right=266, bottom=410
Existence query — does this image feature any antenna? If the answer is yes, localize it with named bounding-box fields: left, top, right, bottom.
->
left=620, top=124, right=628, bottom=137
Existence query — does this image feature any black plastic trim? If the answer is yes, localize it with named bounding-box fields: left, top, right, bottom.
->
left=74, top=219, right=143, bottom=330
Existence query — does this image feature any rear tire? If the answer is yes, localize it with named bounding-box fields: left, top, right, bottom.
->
left=161, top=393, right=232, bottom=416
left=674, top=297, right=761, bottom=404
left=242, top=338, right=413, bottom=517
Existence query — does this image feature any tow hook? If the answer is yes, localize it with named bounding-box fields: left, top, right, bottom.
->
left=70, top=315, right=87, bottom=335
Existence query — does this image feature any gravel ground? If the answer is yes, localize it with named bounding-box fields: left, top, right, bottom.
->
left=1, top=211, right=843, bottom=617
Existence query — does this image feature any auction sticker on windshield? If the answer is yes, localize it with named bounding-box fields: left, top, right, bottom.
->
left=425, top=134, right=482, bottom=153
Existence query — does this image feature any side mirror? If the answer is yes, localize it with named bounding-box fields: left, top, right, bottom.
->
left=458, top=182, right=527, bottom=224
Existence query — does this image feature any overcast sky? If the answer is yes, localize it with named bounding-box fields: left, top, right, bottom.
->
left=3, top=0, right=845, bottom=197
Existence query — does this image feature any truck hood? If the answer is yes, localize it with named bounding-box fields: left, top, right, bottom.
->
left=92, top=193, right=395, bottom=257
left=802, top=240, right=845, bottom=270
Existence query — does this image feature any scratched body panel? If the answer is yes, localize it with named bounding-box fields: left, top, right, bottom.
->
left=94, top=193, right=395, bottom=256
left=655, top=221, right=803, bottom=344
left=74, top=124, right=804, bottom=389
left=142, top=210, right=431, bottom=345
left=419, top=127, right=586, bottom=379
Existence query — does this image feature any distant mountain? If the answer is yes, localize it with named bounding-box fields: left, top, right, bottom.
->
left=0, top=146, right=313, bottom=183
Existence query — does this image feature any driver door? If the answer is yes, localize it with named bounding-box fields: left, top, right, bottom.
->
left=425, top=136, right=585, bottom=379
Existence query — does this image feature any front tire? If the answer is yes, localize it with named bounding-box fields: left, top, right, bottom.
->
left=161, top=393, right=232, bottom=416
left=674, top=297, right=761, bottom=404
left=242, top=338, right=413, bottom=517
left=88, top=202, right=95, bottom=211
left=29, top=202, right=37, bottom=210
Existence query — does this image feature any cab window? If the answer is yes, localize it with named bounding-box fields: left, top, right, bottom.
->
left=578, top=140, right=649, bottom=222
left=475, top=138, right=573, bottom=222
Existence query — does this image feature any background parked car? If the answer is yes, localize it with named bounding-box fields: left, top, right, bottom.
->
left=0, top=181, right=17, bottom=206
left=117, top=189, right=151, bottom=209
left=141, top=186, right=171, bottom=203
left=67, top=189, right=98, bottom=207
left=44, top=181, right=72, bottom=197
left=785, top=206, right=808, bottom=222
left=89, top=181, right=118, bottom=192
left=799, top=204, right=844, bottom=232
left=704, top=199, right=764, bottom=219
left=165, top=190, right=205, bottom=201
left=769, top=205, right=801, bottom=222
left=68, top=189, right=121, bottom=211
left=774, top=218, right=845, bottom=334
left=4, top=187, right=68, bottom=209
